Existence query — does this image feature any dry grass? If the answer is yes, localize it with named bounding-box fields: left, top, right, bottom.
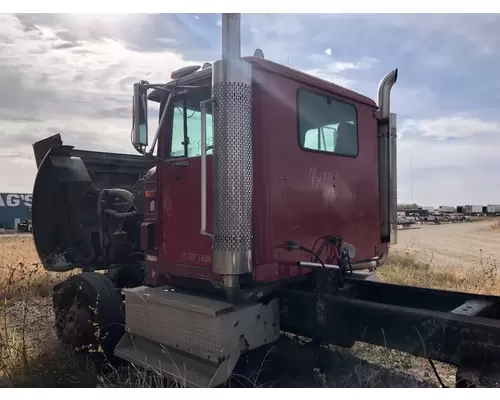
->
left=380, top=251, right=500, bottom=296
left=0, top=235, right=76, bottom=387
left=1, top=231, right=500, bottom=388
left=0, top=235, right=71, bottom=300
left=371, top=250, right=500, bottom=388
left=488, top=220, right=500, bottom=233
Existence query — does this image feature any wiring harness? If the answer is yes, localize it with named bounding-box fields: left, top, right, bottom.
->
left=285, top=235, right=353, bottom=292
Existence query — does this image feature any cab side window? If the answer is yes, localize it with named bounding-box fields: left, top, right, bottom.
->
left=297, top=89, right=358, bottom=157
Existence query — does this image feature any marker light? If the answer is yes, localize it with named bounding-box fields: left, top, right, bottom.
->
left=170, top=65, right=201, bottom=80
left=253, top=48, right=265, bottom=58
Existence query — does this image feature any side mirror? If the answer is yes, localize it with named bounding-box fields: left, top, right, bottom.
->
left=132, top=82, right=148, bottom=153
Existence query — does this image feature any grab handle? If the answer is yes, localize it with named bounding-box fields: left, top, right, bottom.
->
left=200, top=97, right=214, bottom=238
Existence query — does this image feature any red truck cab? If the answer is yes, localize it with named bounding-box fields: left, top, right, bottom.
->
left=143, top=56, right=387, bottom=287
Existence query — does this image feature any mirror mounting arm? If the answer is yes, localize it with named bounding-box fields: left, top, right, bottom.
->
left=148, top=92, right=174, bottom=156
left=131, top=80, right=210, bottom=157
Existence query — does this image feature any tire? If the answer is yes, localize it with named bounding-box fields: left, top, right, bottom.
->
left=53, top=272, right=125, bottom=362
left=106, top=265, right=145, bottom=290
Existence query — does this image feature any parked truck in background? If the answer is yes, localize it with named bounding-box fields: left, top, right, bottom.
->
left=17, top=218, right=32, bottom=233
left=464, top=205, right=483, bottom=215
left=438, top=205, right=456, bottom=213
left=487, top=205, right=500, bottom=215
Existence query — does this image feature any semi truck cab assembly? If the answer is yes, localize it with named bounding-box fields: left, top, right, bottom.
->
left=31, top=14, right=500, bottom=387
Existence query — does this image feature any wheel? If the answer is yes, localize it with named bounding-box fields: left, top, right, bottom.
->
left=106, top=265, right=145, bottom=290
left=53, top=272, right=124, bottom=362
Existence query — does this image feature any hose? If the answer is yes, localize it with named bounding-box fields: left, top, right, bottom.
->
left=98, top=188, right=136, bottom=249
left=98, top=189, right=135, bottom=215
left=102, top=209, right=139, bottom=219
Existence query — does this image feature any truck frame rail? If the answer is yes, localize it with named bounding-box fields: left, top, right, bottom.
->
left=281, top=278, right=500, bottom=373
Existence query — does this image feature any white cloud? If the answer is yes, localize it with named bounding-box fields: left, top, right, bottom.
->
left=2, top=13, right=500, bottom=209
left=0, top=116, right=133, bottom=193
left=397, top=115, right=500, bottom=205
left=398, top=116, right=500, bottom=171
left=401, top=115, right=500, bottom=140
left=307, top=54, right=377, bottom=72
left=331, top=58, right=378, bottom=73
left=384, top=14, right=500, bottom=56
left=240, top=14, right=307, bottom=65
left=301, top=67, right=356, bottom=88
left=0, top=14, right=202, bottom=192
left=301, top=55, right=378, bottom=89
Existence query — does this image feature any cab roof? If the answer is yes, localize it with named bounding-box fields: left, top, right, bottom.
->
left=148, top=56, right=377, bottom=108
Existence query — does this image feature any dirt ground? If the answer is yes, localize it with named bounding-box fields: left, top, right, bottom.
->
left=392, top=220, right=500, bottom=270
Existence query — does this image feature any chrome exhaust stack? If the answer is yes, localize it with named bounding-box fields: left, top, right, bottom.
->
left=377, top=69, right=398, bottom=244
left=211, top=14, right=254, bottom=290
left=389, top=112, right=398, bottom=245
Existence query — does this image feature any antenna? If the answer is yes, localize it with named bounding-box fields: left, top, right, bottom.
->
left=410, top=155, right=414, bottom=203
left=287, top=41, right=292, bottom=66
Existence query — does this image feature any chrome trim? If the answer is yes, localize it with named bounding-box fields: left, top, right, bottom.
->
left=200, top=97, right=215, bottom=238
left=298, top=251, right=389, bottom=272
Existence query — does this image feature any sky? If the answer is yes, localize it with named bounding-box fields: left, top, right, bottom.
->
left=0, top=13, right=499, bottom=207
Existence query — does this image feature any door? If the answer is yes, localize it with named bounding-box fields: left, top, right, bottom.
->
left=157, top=88, right=216, bottom=279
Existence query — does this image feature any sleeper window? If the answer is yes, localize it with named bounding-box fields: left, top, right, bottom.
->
left=297, top=89, right=358, bottom=157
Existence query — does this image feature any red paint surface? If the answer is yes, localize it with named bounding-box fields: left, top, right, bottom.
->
left=147, top=57, right=382, bottom=285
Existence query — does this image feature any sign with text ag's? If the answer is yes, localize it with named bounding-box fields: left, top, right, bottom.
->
left=0, top=193, right=32, bottom=208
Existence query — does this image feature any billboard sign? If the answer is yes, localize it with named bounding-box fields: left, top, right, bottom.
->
left=0, top=193, right=32, bottom=208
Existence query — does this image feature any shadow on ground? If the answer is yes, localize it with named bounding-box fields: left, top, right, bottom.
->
left=231, top=336, right=440, bottom=388
left=1, top=333, right=442, bottom=388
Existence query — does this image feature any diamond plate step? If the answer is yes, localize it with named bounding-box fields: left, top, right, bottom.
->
left=117, top=286, right=280, bottom=388
left=124, top=286, right=235, bottom=316
left=115, top=333, right=231, bottom=388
